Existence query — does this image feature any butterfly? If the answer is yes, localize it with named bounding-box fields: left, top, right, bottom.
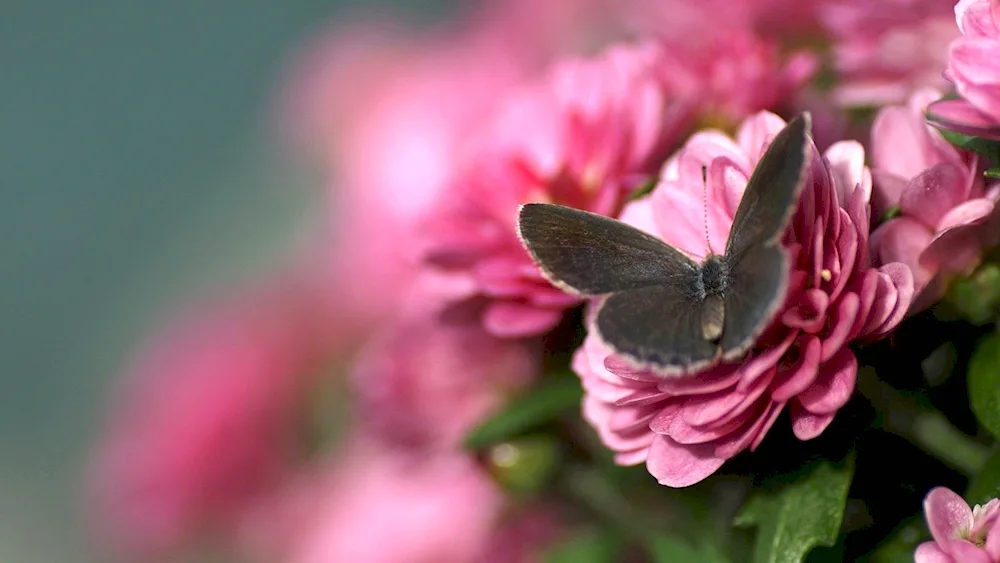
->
left=516, top=113, right=811, bottom=376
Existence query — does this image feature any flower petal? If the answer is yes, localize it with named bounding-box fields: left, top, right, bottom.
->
left=925, top=487, right=974, bottom=547
left=645, top=435, right=726, bottom=488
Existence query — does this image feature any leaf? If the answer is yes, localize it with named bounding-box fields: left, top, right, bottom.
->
left=864, top=519, right=925, bottom=563
left=542, top=530, right=622, bottom=563
left=968, top=331, right=1000, bottom=439
left=937, top=129, right=1000, bottom=167
left=734, top=455, right=855, bottom=563
left=485, top=435, right=562, bottom=495
left=967, top=446, right=1000, bottom=505
left=463, top=375, right=582, bottom=450
left=647, top=536, right=730, bottom=563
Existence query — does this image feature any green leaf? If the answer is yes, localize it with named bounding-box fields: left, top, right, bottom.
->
left=968, top=331, right=1000, bottom=439
left=463, top=375, right=582, bottom=450
left=945, top=263, right=1000, bottom=326
left=542, top=530, right=622, bottom=563
left=647, top=536, right=730, bottom=563
left=734, top=455, right=855, bottom=563
left=627, top=177, right=658, bottom=202
left=967, top=446, right=1000, bottom=505
left=865, top=519, right=926, bottom=563
left=937, top=129, right=1000, bottom=168
left=485, top=435, right=562, bottom=495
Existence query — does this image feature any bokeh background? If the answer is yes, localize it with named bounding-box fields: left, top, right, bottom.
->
left=1, top=1, right=447, bottom=560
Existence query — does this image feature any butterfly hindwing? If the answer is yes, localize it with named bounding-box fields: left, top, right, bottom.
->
left=517, top=203, right=699, bottom=296
left=596, top=283, right=720, bottom=374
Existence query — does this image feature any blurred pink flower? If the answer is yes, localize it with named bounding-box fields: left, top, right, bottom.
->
left=915, top=486, right=1000, bottom=562
left=350, top=307, right=540, bottom=450
left=621, top=0, right=823, bottom=45
left=870, top=88, right=1000, bottom=311
left=928, top=0, right=1000, bottom=139
left=820, top=0, right=960, bottom=107
left=572, top=112, right=913, bottom=487
left=280, top=0, right=669, bottom=339
left=421, top=41, right=693, bottom=338
left=655, top=30, right=818, bottom=127
left=266, top=438, right=559, bottom=563
left=86, top=279, right=333, bottom=561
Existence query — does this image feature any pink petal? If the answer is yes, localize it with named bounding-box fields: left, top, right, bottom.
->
left=951, top=39, right=1000, bottom=121
left=944, top=539, right=993, bottom=563
left=865, top=263, right=915, bottom=338
left=656, top=367, right=744, bottom=396
left=825, top=140, right=869, bottom=206
left=820, top=292, right=859, bottom=362
left=582, top=397, right=656, bottom=454
left=782, top=289, right=830, bottom=333
left=679, top=388, right=748, bottom=427
left=871, top=106, right=935, bottom=180
left=790, top=407, right=835, bottom=440
left=772, top=336, right=822, bottom=401
left=713, top=401, right=773, bottom=458
left=645, top=435, right=726, bottom=488
left=937, top=198, right=996, bottom=231
left=913, top=541, right=952, bottom=563
left=795, top=348, right=858, bottom=414
left=985, top=516, right=1000, bottom=559
left=927, top=98, right=1000, bottom=141
left=899, top=163, right=972, bottom=229
left=483, top=301, right=563, bottom=337
left=871, top=171, right=909, bottom=219
left=925, top=487, right=974, bottom=548
left=870, top=218, right=934, bottom=290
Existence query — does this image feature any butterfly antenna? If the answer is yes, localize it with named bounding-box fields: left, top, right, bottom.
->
left=702, top=165, right=716, bottom=256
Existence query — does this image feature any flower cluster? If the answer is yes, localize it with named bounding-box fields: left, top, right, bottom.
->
left=85, top=1, right=1000, bottom=562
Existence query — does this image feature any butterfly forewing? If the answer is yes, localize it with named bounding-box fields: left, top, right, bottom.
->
left=517, top=203, right=699, bottom=296
left=724, top=113, right=811, bottom=261
left=717, top=114, right=811, bottom=357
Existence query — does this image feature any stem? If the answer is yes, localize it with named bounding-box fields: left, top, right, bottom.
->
left=858, top=367, right=990, bottom=476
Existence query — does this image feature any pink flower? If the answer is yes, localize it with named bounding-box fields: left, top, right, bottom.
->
left=283, top=443, right=504, bottom=563
left=820, top=0, right=960, bottom=107
left=928, top=0, right=1000, bottom=139
left=572, top=112, right=914, bottom=487
left=280, top=0, right=621, bottom=340
left=421, top=41, right=693, bottom=338
left=870, top=88, right=1000, bottom=311
left=621, top=0, right=823, bottom=44
left=257, top=437, right=561, bottom=563
left=86, top=280, right=333, bottom=560
left=655, top=30, right=818, bottom=127
left=915, top=486, right=1000, bottom=562
left=350, top=307, right=540, bottom=451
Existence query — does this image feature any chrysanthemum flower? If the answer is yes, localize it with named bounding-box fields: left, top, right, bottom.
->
left=820, top=0, right=960, bottom=107
left=422, top=41, right=692, bottom=337
left=928, top=0, right=1000, bottom=139
left=871, top=88, right=1000, bottom=311
left=915, top=486, right=1000, bottom=562
left=571, top=112, right=913, bottom=487
left=86, top=280, right=334, bottom=560
left=349, top=308, right=540, bottom=451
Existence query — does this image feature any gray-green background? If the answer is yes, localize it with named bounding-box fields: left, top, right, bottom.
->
left=1, top=0, right=447, bottom=560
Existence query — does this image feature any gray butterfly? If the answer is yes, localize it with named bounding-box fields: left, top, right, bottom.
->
left=516, top=113, right=811, bottom=376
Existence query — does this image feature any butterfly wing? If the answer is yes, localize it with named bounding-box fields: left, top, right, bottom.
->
left=596, top=284, right=721, bottom=375
left=517, top=203, right=699, bottom=295
left=518, top=203, right=719, bottom=374
left=720, top=113, right=811, bottom=355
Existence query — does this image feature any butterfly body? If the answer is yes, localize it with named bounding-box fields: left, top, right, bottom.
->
left=517, top=114, right=811, bottom=377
